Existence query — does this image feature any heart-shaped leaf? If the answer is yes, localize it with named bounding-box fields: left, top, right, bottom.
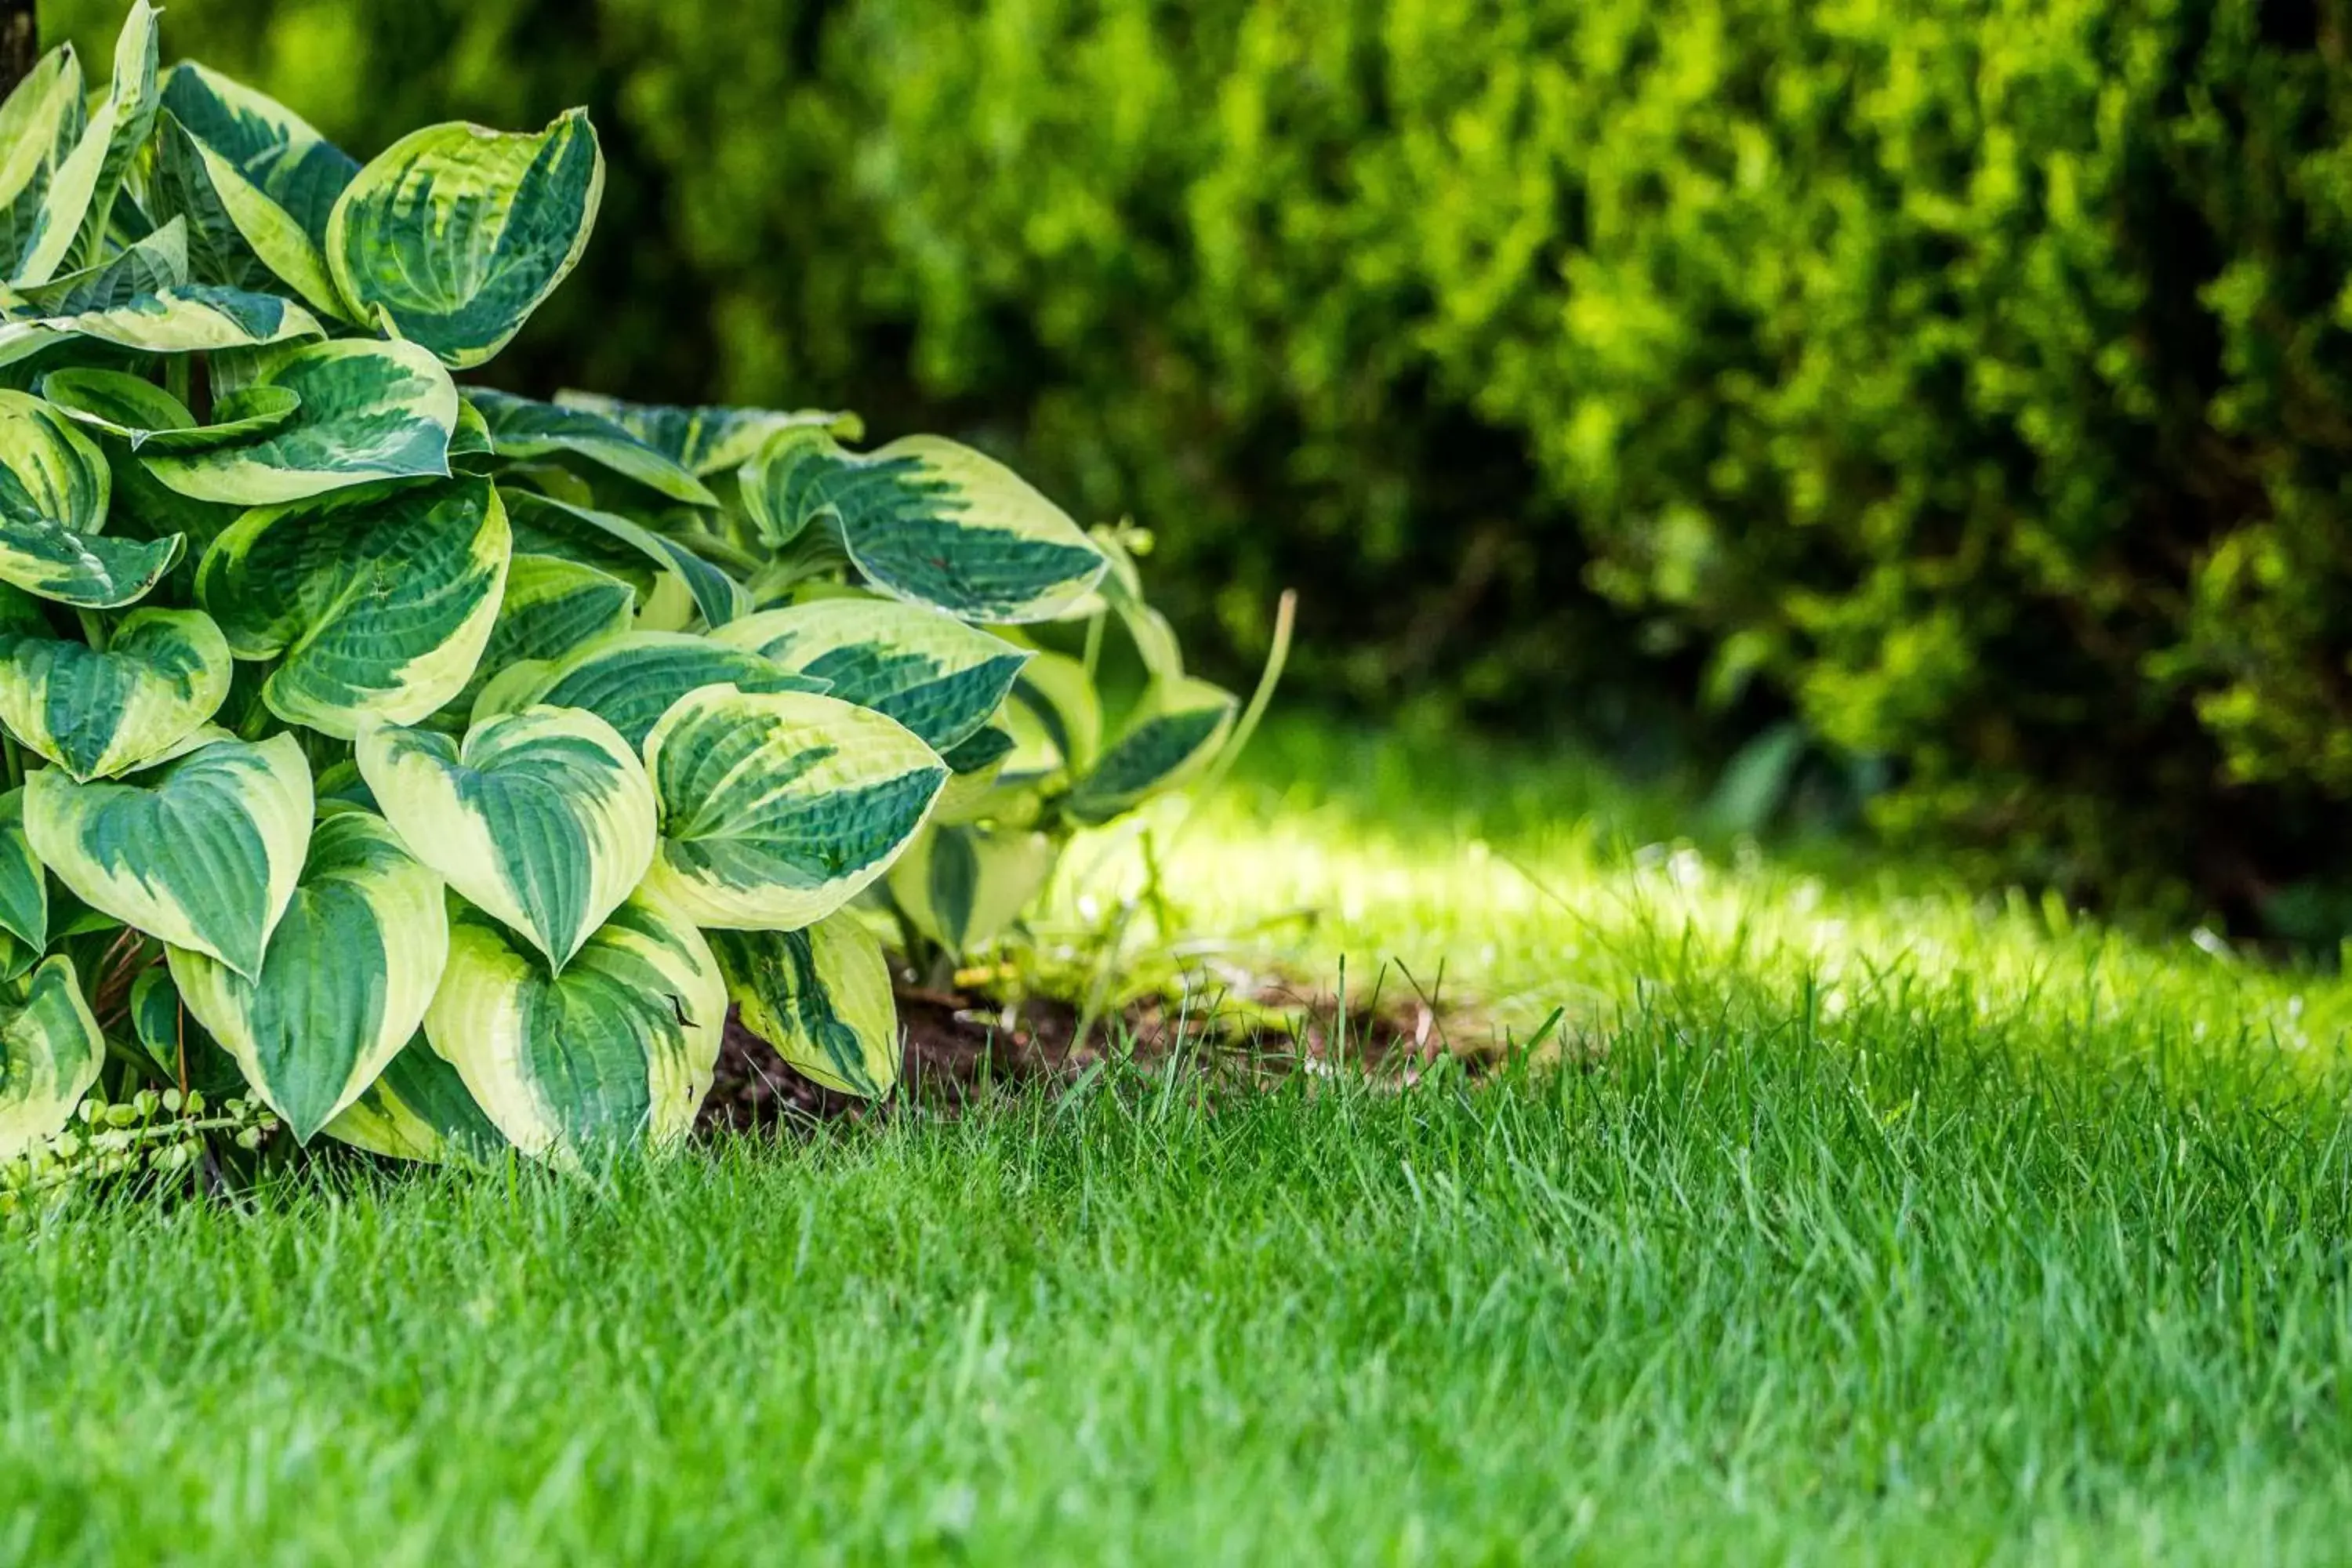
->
left=423, top=895, right=724, bottom=1167
left=710, top=913, right=898, bottom=1098
left=144, top=107, right=350, bottom=321
left=13, top=1, right=158, bottom=287
left=30, top=281, right=325, bottom=359
left=143, top=338, right=457, bottom=506
left=2, top=220, right=325, bottom=363
left=931, top=726, right=1019, bottom=826
left=468, top=390, right=717, bottom=507
left=12, top=216, right=187, bottom=314
left=712, top=597, right=1029, bottom=753
left=328, top=110, right=604, bottom=370
left=553, top=391, right=860, bottom=477
left=0, top=788, right=45, bottom=981
left=643, top=685, right=946, bottom=931
left=1004, top=650, right=1103, bottom=781
left=886, top=820, right=1062, bottom=956
left=1065, top=676, right=1238, bottom=826
left=0, top=605, right=233, bottom=779
left=0, top=45, right=88, bottom=278
left=359, top=706, right=656, bottom=971
left=502, top=488, right=746, bottom=628
left=481, top=630, right=823, bottom=752
left=24, top=732, right=312, bottom=978
left=0, top=388, right=181, bottom=608
left=0, top=955, right=105, bottom=1160
left=198, top=477, right=511, bottom=738
left=157, top=61, right=358, bottom=249
left=129, top=965, right=246, bottom=1096
left=42, top=367, right=301, bottom=452
left=447, top=552, right=633, bottom=714
left=741, top=428, right=1106, bottom=623
left=325, top=1032, right=507, bottom=1167
left=169, top=810, right=450, bottom=1142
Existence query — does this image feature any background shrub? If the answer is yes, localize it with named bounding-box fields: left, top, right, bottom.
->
left=46, top=0, right=2352, bottom=924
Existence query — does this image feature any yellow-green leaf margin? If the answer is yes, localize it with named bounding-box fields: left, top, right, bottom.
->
left=423, top=895, right=724, bottom=1167
left=358, top=706, right=656, bottom=972
left=643, top=685, right=946, bottom=931
left=710, top=913, right=899, bottom=1099
left=169, top=811, right=449, bottom=1142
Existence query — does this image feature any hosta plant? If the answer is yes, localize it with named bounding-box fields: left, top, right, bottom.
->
left=0, top=4, right=1240, bottom=1174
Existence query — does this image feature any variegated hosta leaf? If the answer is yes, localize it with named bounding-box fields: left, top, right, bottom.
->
left=130, top=965, right=248, bottom=1095
left=0, top=606, right=233, bottom=780
left=501, top=488, right=744, bottom=628
left=423, top=895, right=724, bottom=1166
left=325, top=1032, right=506, bottom=1166
left=933, top=728, right=1018, bottom=826
left=0, top=388, right=182, bottom=608
left=328, top=110, right=604, bottom=370
left=0, top=788, right=45, bottom=980
left=1065, top=677, right=1239, bottom=826
left=0, top=956, right=105, bottom=1160
left=5, top=223, right=325, bottom=363
left=1005, top=650, right=1102, bottom=782
left=449, top=395, right=495, bottom=467
left=314, top=757, right=378, bottom=815
left=0, top=45, right=87, bottom=278
left=169, top=811, right=450, bottom=1142
left=144, top=108, right=350, bottom=321
left=481, top=630, right=824, bottom=752
left=31, top=281, right=325, bottom=358
left=468, top=390, right=717, bottom=507
left=643, top=686, right=946, bottom=931
left=11, top=215, right=187, bottom=314
left=198, top=477, right=511, bottom=738
left=742, top=429, right=1106, bottom=623
left=99, top=446, right=239, bottom=579
left=358, top=706, right=656, bottom=971
left=502, top=484, right=655, bottom=598
left=1113, top=596, right=1187, bottom=684
left=887, top=820, right=1062, bottom=956
left=448, top=553, right=633, bottom=713
left=710, top=913, right=898, bottom=1098
left=158, top=61, right=359, bottom=249
left=635, top=569, right=697, bottom=634
left=144, top=338, right=458, bottom=506
left=552, top=390, right=861, bottom=477
left=42, top=367, right=300, bottom=453
left=711, top=599, right=1029, bottom=753
left=942, top=726, right=1016, bottom=775
left=13, top=1, right=158, bottom=287
left=24, top=732, right=313, bottom=978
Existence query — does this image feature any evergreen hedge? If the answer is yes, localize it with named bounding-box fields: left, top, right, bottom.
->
left=52, top=0, right=2352, bottom=921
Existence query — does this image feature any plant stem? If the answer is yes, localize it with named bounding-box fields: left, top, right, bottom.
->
left=1069, top=588, right=1297, bottom=1055
left=1080, top=607, right=1105, bottom=685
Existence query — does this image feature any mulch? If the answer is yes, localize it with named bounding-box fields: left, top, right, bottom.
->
left=695, top=975, right=1497, bottom=1138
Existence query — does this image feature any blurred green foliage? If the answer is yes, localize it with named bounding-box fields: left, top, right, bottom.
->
left=42, top=0, right=2352, bottom=921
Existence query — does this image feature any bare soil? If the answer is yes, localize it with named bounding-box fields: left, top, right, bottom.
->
left=697, top=976, right=1494, bottom=1138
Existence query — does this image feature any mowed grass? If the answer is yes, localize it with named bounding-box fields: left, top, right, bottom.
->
left=9, top=720, right=2352, bottom=1564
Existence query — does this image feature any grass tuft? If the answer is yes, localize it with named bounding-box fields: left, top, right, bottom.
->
left=8, top=717, right=2352, bottom=1563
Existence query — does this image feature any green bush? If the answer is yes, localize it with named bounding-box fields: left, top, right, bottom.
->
left=0, top=2, right=1240, bottom=1192
left=49, top=0, right=2352, bottom=920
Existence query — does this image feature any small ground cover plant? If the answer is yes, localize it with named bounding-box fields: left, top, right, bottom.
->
left=0, top=2, right=1239, bottom=1190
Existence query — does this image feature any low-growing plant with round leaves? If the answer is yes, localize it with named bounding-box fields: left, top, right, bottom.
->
left=0, top=3, right=1249, bottom=1172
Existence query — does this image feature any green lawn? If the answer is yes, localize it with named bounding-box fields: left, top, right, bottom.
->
left=8, top=721, right=2352, bottom=1564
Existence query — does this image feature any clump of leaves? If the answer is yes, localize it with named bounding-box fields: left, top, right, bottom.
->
left=0, top=3, right=1244, bottom=1178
